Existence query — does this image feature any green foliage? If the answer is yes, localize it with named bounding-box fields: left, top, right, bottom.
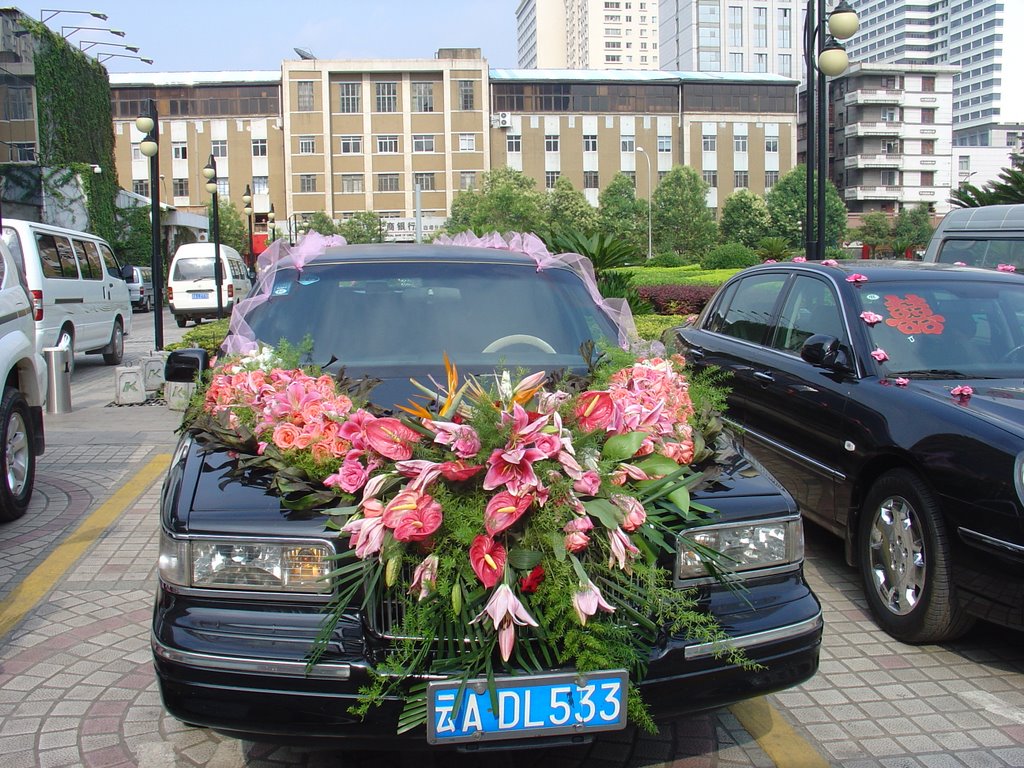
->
left=854, top=211, right=892, bottom=257
left=166, top=318, right=229, bottom=354
left=719, top=189, right=771, bottom=248
left=651, top=166, right=718, bottom=259
left=634, top=314, right=689, bottom=340
left=207, top=198, right=247, bottom=256
left=306, top=210, right=339, bottom=235
left=646, top=252, right=690, bottom=268
left=442, top=167, right=547, bottom=237
left=701, top=242, right=759, bottom=270
left=613, top=266, right=737, bottom=287
left=546, top=229, right=636, bottom=273
left=598, top=173, right=647, bottom=259
left=951, top=153, right=1024, bottom=208
left=545, top=176, right=598, bottom=234
left=892, top=204, right=933, bottom=252
left=765, top=165, right=848, bottom=250
left=340, top=211, right=386, bottom=243
left=756, top=236, right=792, bottom=261
left=112, top=205, right=153, bottom=266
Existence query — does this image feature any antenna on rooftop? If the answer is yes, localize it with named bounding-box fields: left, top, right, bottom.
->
left=294, top=47, right=316, bottom=60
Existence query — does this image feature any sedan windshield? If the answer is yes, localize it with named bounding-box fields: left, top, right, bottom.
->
left=241, top=260, right=621, bottom=370
left=857, top=279, right=1024, bottom=377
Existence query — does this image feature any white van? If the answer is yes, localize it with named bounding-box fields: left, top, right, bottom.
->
left=167, top=243, right=252, bottom=327
left=0, top=219, right=132, bottom=371
left=923, top=204, right=1024, bottom=270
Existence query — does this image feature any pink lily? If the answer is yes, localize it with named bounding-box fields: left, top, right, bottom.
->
left=340, top=514, right=386, bottom=560
left=501, top=402, right=550, bottom=446
left=470, top=583, right=538, bottom=662
left=608, top=527, right=640, bottom=572
left=572, top=581, right=616, bottom=625
left=394, top=459, right=443, bottom=491
left=408, top=555, right=439, bottom=601
left=482, top=445, right=546, bottom=493
left=425, top=420, right=481, bottom=459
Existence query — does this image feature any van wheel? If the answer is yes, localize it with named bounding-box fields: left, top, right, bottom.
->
left=176, top=316, right=187, bottom=328
left=102, top=320, right=124, bottom=365
left=57, top=328, right=75, bottom=376
left=0, top=387, right=35, bottom=522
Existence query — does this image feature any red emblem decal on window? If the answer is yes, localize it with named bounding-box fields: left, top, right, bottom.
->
left=883, top=294, right=945, bottom=335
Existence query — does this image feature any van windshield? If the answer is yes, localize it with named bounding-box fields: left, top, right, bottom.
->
left=172, top=257, right=216, bottom=281
left=937, top=238, right=1024, bottom=270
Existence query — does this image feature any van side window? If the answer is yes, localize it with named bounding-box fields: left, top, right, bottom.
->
left=75, top=240, right=104, bottom=280
left=98, top=243, right=120, bottom=277
left=36, top=234, right=78, bottom=279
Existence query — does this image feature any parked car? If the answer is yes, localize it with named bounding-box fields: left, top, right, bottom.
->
left=0, top=219, right=131, bottom=373
left=166, top=242, right=251, bottom=327
left=0, top=238, right=46, bottom=522
left=672, top=259, right=1024, bottom=643
left=923, top=203, right=1024, bottom=270
left=157, top=241, right=822, bottom=747
left=125, top=265, right=154, bottom=312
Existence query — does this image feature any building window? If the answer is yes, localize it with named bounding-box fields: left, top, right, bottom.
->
left=378, top=173, right=400, bottom=192
left=922, top=76, right=935, bottom=93
left=507, top=134, right=522, bottom=152
left=702, top=134, right=716, bottom=151
left=376, top=82, right=398, bottom=112
left=460, top=171, right=476, bottom=190
left=584, top=170, right=599, bottom=189
left=545, top=171, right=560, bottom=189
left=765, top=170, right=779, bottom=188
left=413, top=172, right=435, bottom=191
left=753, top=6, right=767, bottom=47
left=922, top=139, right=935, bottom=156
left=341, top=174, right=364, bottom=194
left=210, top=140, right=227, bottom=158
left=297, top=174, right=316, bottom=193
left=702, top=170, right=717, bottom=187
left=882, top=107, right=898, bottom=123
left=412, top=82, right=434, bottom=112
left=214, top=178, right=227, bottom=196
left=377, top=135, right=399, bottom=153
left=10, top=142, right=34, bottom=162
left=881, top=170, right=898, bottom=186
left=132, top=179, right=150, bottom=196
left=131, top=143, right=142, bottom=161
left=959, top=156, right=970, bottom=172
left=727, top=6, right=743, bottom=45
left=658, top=135, right=671, bottom=152
left=458, top=80, right=475, bottom=110
left=172, top=142, right=187, bottom=160
left=172, top=178, right=188, bottom=197
left=620, top=135, right=635, bottom=152
left=340, top=135, right=362, bottom=154
left=734, top=136, right=748, bottom=152
left=252, top=176, right=268, bottom=194
left=765, top=136, right=779, bottom=153
left=297, top=81, right=314, bottom=111
left=5, top=87, right=31, bottom=120
left=545, top=134, right=559, bottom=152
left=921, top=171, right=935, bottom=187
left=413, top=134, right=435, bottom=153
left=298, top=135, right=316, bottom=154
left=623, top=171, right=636, bottom=187
left=339, top=82, right=360, bottom=113
left=734, top=171, right=749, bottom=188
left=252, top=139, right=267, bottom=157
left=728, top=53, right=743, bottom=72
left=459, top=133, right=476, bottom=152
left=779, top=54, right=792, bottom=77
left=584, top=134, right=598, bottom=152
left=922, top=109, right=936, bottom=125
left=754, top=54, right=768, bottom=73
left=777, top=7, right=791, bottom=48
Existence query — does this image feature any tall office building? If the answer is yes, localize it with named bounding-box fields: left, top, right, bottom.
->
left=516, top=0, right=661, bottom=70
left=658, top=0, right=803, bottom=78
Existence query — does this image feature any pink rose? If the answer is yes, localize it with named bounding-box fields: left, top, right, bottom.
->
left=337, top=457, right=369, bottom=493
left=272, top=422, right=302, bottom=451
left=573, top=470, right=601, bottom=497
left=613, top=495, right=647, bottom=532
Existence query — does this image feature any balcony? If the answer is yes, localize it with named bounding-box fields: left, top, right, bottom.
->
left=844, top=185, right=944, bottom=202
left=844, top=153, right=902, bottom=169
left=845, top=122, right=902, bottom=137
left=844, top=89, right=902, bottom=106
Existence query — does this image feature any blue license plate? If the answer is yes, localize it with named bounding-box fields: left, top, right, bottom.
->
left=426, top=670, right=627, bottom=744
left=191, top=292, right=210, bottom=300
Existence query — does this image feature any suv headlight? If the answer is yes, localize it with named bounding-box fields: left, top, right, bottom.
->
left=158, top=531, right=333, bottom=594
left=676, top=516, right=803, bottom=585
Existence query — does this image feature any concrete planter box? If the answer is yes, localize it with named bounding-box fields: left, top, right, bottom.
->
left=143, top=353, right=167, bottom=392
left=114, top=367, right=147, bottom=405
left=165, top=381, right=196, bottom=411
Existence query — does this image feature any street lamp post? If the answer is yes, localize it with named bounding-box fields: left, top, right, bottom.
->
left=804, top=0, right=859, bottom=260
left=636, top=146, right=653, bottom=261
left=202, top=155, right=224, bottom=319
left=267, top=204, right=276, bottom=243
left=242, top=184, right=254, bottom=270
left=135, top=100, right=163, bottom=350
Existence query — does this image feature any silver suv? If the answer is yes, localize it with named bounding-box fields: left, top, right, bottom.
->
left=0, top=238, right=46, bottom=522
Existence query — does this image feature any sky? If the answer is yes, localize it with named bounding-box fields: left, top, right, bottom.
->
left=11, top=1, right=521, bottom=73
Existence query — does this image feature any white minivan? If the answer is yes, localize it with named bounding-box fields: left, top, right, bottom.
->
left=167, top=243, right=252, bottom=327
left=1, top=219, right=132, bottom=372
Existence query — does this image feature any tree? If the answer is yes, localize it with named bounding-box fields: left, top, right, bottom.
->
left=597, top=173, right=646, bottom=259
left=892, top=205, right=934, bottom=255
left=854, top=211, right=892, bottom=258
left=339, top=211, right=386, bottom=243
left=440, top=167, right=546, bottom=236
left=719, top=189, right=771, bottom=248
left=305, top=210, right=338, bottom=235
left=444, top=190, right=481, bottom=235
left=111, top=204, right=153, bottom=266
left=651, top=165, right=717, bottom=259
left=207, top=198, right=246, bottom=256
left=765, top=165, right=847, bottom=253
left=545, top=176, right=598, bottom=234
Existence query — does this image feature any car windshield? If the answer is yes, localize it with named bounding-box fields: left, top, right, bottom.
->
left=173, top=257, right=215, bottom=281
left=857, top=278, right=1024, bottom=378
left=240, top=260, right=621, bottom=370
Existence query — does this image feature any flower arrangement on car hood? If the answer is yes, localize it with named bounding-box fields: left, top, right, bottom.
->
left=187, top=338, right=745, bottom=734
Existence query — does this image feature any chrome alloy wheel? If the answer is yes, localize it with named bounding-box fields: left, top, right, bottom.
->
left=5, top=406, right=29, bottom=499
left=866, top=495, right=926, bottom=616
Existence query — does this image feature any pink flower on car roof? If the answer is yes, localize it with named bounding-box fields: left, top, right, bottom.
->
left=846, top=273, right=869, bottom=283
left=871, top=348, right=889, bottom=363
left=860, top=311, right=884, bottom=325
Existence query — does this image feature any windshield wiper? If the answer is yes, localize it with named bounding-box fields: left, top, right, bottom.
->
left=891, top=369, right=994, bottom=380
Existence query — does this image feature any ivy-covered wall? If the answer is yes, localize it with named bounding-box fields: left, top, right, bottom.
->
left=19, top=20, right=119, bottom=242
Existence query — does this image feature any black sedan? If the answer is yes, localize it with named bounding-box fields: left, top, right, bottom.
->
left=673, top=259, right=1024, bottom=643
left=156, top=240, right=822, bottom=747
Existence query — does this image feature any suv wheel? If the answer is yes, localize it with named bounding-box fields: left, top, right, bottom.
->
left=102, top=320, right=124, bottom=365
left=0, top=386, right=35, bottom=522
left=176, top=316, right=188, bottom=328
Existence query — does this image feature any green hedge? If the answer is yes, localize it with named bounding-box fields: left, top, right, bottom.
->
left=611, top=266, right=739, bottom=287
left=634, top=314, right=689, bottom=340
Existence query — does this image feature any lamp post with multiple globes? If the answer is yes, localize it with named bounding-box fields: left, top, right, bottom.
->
left=134, top=100, right=163, bottom=349
left=636, top=146, right=653, bottom=261
left=242, top=184, right=254, bottom=270
left=202, top=155, right=224, bottom=319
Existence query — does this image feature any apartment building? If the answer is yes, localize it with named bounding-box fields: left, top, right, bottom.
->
left=819, top=63, right=955, bottom=216
left=516, top=0, right=662, bottom=70
left=658, top=0, right=803, bottom=78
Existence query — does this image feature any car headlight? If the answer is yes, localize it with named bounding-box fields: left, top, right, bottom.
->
left=676, top=516, right=803, bottom=584
left=158, top=531, right=333, bottom=594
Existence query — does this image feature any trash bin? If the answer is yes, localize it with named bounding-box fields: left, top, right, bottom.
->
left=43, top=344, right=72, bottom=414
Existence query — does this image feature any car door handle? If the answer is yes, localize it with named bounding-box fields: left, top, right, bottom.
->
left=687, top=345, right=705, bottom=360
left=753, top=371, right=775, bottom=384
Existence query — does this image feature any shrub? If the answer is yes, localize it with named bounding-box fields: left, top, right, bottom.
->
left=166, top=319, right=230, bottom=355
left=598, top=270, right=653, bottom=315
left=633, top=314, right=688, bottom=341
left=637, top=284, right=718, bottom=315
left=646, top=252, right=689, bottom=268
left=701, top=242, right=759, bottom=270
left=612, top=266, right=736, bottom=287
left=756, top=236, right=792, bottom=262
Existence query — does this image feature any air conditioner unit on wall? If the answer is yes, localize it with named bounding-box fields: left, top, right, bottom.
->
left=495, top=112, right=512, bottom=128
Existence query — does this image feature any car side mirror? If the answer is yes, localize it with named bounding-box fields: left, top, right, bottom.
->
left=165, top=349, right=210, bottom=383
left=120, top=264, right=134, bottom=281
left=801, top=334, right=850, bottom=371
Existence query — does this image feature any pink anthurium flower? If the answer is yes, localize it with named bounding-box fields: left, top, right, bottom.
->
left=860, top=311, right=884, bottom=325
left=871, top=348, right=889, bottom=362
left=382, top=489, right=443, bottom=542
left=846, top=273, right=868, bottom=283
left=437, top=460, right=484, bottom=482
left=484, top=491, right=534, bottom=535
left=572, top=581, right=616, bottom=625
left=575, top=391, right=616, bottom=432
left=363, top=418, right=421, bottom=461
left=470, top=583, right=538, bottom=662
left=469, top=535, right=506, bottom=588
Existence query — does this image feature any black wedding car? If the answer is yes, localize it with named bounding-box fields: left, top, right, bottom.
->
left=155, top=240, right=821, bottom=747
left=673, top=259, right=1024, bottom=644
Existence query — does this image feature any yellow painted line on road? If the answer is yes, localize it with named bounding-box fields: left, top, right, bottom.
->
left=0, top=454, right=171, bottom=638
left=731, top=697, right=830, bottom=768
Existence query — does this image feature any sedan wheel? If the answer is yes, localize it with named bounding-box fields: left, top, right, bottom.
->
left=0, top=387, right=35, bottom=522
left=857, top=470, right=973, bottom=643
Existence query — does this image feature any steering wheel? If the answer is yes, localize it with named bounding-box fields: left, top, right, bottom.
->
left=482, top=334, right=557, bottom=354
left=1001, top=343, right=1024, bottom=362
